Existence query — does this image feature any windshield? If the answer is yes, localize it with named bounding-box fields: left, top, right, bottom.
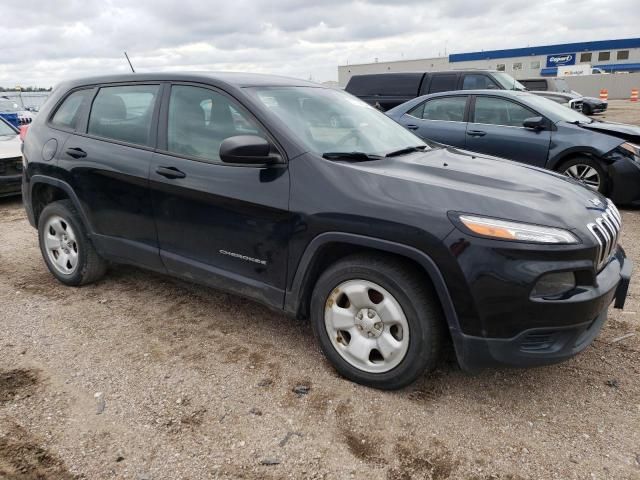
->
left=493, top=72, right=527, bottom=91
left=521, top=94, right=593, bottom=123
left=247, top=87, right=426, bottom=157
left=0, top=118, right=17, bottom=136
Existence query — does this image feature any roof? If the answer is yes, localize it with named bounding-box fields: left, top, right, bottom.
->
left=449, top=38, right=640, bottom=63
left=60, top=72, right=321, bottom=89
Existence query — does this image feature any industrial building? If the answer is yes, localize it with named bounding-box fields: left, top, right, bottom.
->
left=338, top=37, right=640, bottom=87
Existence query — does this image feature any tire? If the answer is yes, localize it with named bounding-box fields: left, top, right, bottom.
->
left=557, top=156, right=608, bottom=195
left=582, top=104, right=592, bottom=116
left=310, top=254, right=444, bottom=390
left=38, top=199, right=107, bottom=286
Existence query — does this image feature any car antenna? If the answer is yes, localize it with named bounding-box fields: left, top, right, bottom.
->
left=124, top=51, right=136, bottom=73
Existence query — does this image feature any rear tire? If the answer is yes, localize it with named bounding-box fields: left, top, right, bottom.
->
left=557, top=156, right=608, bottom=195
left=582, top=103, right=592, bottom=116
left=310, top=254, right=444, bottom=390
left=38, top=200, right=107, bottom=286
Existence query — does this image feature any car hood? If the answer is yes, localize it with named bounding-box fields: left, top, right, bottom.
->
left=579, top=120, right=640, bottom=142
left=0, top=134, right=21, bottom=158
left=341, top=146, right=608, bottom=232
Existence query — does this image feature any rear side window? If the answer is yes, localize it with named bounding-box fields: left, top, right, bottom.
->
left=50, top=89, right=93, bottom=130
left=462, top=75, right=499, bottom=90
left=520, top=80, right=547, bottom=91
left=346, top=74, right=423, bottom=97
left=88, top=85, right=159, bottom=146
left=428, top=74, right=458, bottom=94
left=414, top=97, right=467, bottom=122
left=473, top=97, right=534, bottom=127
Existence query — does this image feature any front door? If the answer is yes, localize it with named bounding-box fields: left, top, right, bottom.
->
left=149, top=84, right=291, bottom=307
left=465, top=95, right=551, bottom=168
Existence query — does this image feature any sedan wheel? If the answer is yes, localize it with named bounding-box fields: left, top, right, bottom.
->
left=563, top=163, right=601, bottom=191
left=43, top=215, right=79, bottom=275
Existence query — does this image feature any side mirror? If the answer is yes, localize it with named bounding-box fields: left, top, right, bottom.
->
left=219, top=135, right=281, bottom=165
left=523, top=116, right=546, bottom=130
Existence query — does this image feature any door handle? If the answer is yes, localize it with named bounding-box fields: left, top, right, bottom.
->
left=466, top=130, right=487, bottom=137
left=65, top=147, right=87, bottom=159
left=406, top=124, right=419, bottom=130
left=156, top=166, right=186, bottom=179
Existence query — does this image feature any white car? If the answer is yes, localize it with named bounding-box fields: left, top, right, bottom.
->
left=0, top=116, right=22, bottom=197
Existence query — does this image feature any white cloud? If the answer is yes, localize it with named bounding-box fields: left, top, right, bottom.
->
left=0, top=0, right=638, bottom=87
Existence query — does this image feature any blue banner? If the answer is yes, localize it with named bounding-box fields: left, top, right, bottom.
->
left=546, top=53, right=576, bottom=67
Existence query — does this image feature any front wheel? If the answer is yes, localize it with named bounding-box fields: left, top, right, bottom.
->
left=310, top=254, right=444, bottom=390
left=558, top=156, right=608, bottom=195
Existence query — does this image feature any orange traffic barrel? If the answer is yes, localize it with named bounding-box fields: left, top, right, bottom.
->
left=599, top=88, right=608, bottom=101
left=631, top=88, right=638, bottom=102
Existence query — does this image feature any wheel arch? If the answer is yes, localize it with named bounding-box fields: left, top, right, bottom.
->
left=547, top=148, right=605, bottom=171
left=284, top=232, right=461, bottom=335
left=30, top=176, right=93, bottom=233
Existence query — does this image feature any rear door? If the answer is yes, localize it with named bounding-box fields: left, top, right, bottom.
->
left=149, top=83, right=291, bottom=307
left=465, top=95, right=551, bottom=167
left=58, top=83, right=163, bottom=270
left=399, top=95, right=469, bottom=147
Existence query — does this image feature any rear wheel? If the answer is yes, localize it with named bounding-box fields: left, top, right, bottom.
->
left=310, top=254, right=444, bottom=390
left=558, top=156, right=608, bottom=195
left=38, top=200, right=107, bottom=286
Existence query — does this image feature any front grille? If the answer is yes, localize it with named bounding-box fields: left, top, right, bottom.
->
left=587, top=200, right=622, bottom=271
left=0, top=156, right=22, bottom=176
left=569, top=99, right=583, bottom=111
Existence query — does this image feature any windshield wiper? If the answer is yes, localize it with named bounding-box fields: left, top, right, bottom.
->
left=385, top=145, right=427, bottom=157
left=322, top=152, right=383, bottom=161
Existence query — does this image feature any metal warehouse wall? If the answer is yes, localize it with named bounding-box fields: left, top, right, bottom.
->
left=564, top=73, right=640, bottom=99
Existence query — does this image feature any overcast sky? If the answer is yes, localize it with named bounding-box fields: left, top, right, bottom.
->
left=2, top=0, right=639, bottom=87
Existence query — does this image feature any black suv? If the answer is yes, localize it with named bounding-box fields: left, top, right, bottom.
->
left=345, top=70, right=583, bottom=112
left=22, top=73, right=632, bottom=389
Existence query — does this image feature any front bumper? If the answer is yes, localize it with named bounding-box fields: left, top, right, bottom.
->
left=452, top=255, right=632, bottom=372
left=607, top=158, right=640, bottom=206
left=0, top=174, right=22, bottom=197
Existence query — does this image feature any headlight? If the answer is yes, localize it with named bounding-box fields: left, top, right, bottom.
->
left=458, top=215, right=579, bottom=244
left=620, top=142, right=640, bottom=159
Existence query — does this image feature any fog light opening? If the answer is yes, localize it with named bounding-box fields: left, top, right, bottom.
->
left=531, top=272, right=576, bottom=299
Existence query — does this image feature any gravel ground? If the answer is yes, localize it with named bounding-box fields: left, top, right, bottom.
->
left=1, top=104, right=640, bottom=480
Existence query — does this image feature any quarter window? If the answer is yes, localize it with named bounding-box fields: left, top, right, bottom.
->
left=166, top=85, right=264, bottom=163
left=598, top=51, right=611, bottom=61
left=617, top=50, right=629, bottom=60
left=418, top=97, right=467, bottom=122
left=50, top=89, right=93, bottom=130
left=462, top=74, right=499, bottom=90
left=88, top=85, right=159, bottom=146
left=580, top=52, right=592, bottom=63
left=473, top=97, right=535, bottom=127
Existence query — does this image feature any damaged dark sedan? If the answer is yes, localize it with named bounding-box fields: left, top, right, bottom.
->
left=387, top=90, right=640, bottom=205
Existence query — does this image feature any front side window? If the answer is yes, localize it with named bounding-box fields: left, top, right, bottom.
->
left=473, top=97, right=535, bottom=127
left=462, top=74, right=498, bottom=90
left=580, top=52, right=592, bottom=63
left=419, top=97, right=467, bottom=122
left=598, top=51, right=611, bottom=61
left=247, top=87, right=425, bottom=157
left=166, top=85, right=264, bottom=163
left=50, top=89, right=93, bottom=130
left=88, top=85, right=159, bottom=146
left=617, top=50, right=629, bottom=60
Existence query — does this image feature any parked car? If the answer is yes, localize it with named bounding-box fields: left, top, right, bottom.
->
left=345, top=70, right=583, bottom=112
left=0, top=98, right=34, bottom=128
left=387, top=90, right=640, bottom=204
left=22, top=73, right=631, bottom=389
left=0, top=116, right=23, bottom=197
left=519, top=77, right=607, bottom=115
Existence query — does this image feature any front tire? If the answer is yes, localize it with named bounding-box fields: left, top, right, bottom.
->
left=558, top=156, right=608, bottom=195
left=38, top=200, right=107, bottom=286
left=310, top=254, right=444, bottom=390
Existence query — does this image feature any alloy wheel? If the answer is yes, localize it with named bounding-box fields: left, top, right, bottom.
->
left=563, top=164, right=601, bottom=191
left=324, top=279, right=410, bottom=373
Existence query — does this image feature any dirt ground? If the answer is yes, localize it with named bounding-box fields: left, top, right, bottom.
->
left=1, top=104, right=640, bottom=480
